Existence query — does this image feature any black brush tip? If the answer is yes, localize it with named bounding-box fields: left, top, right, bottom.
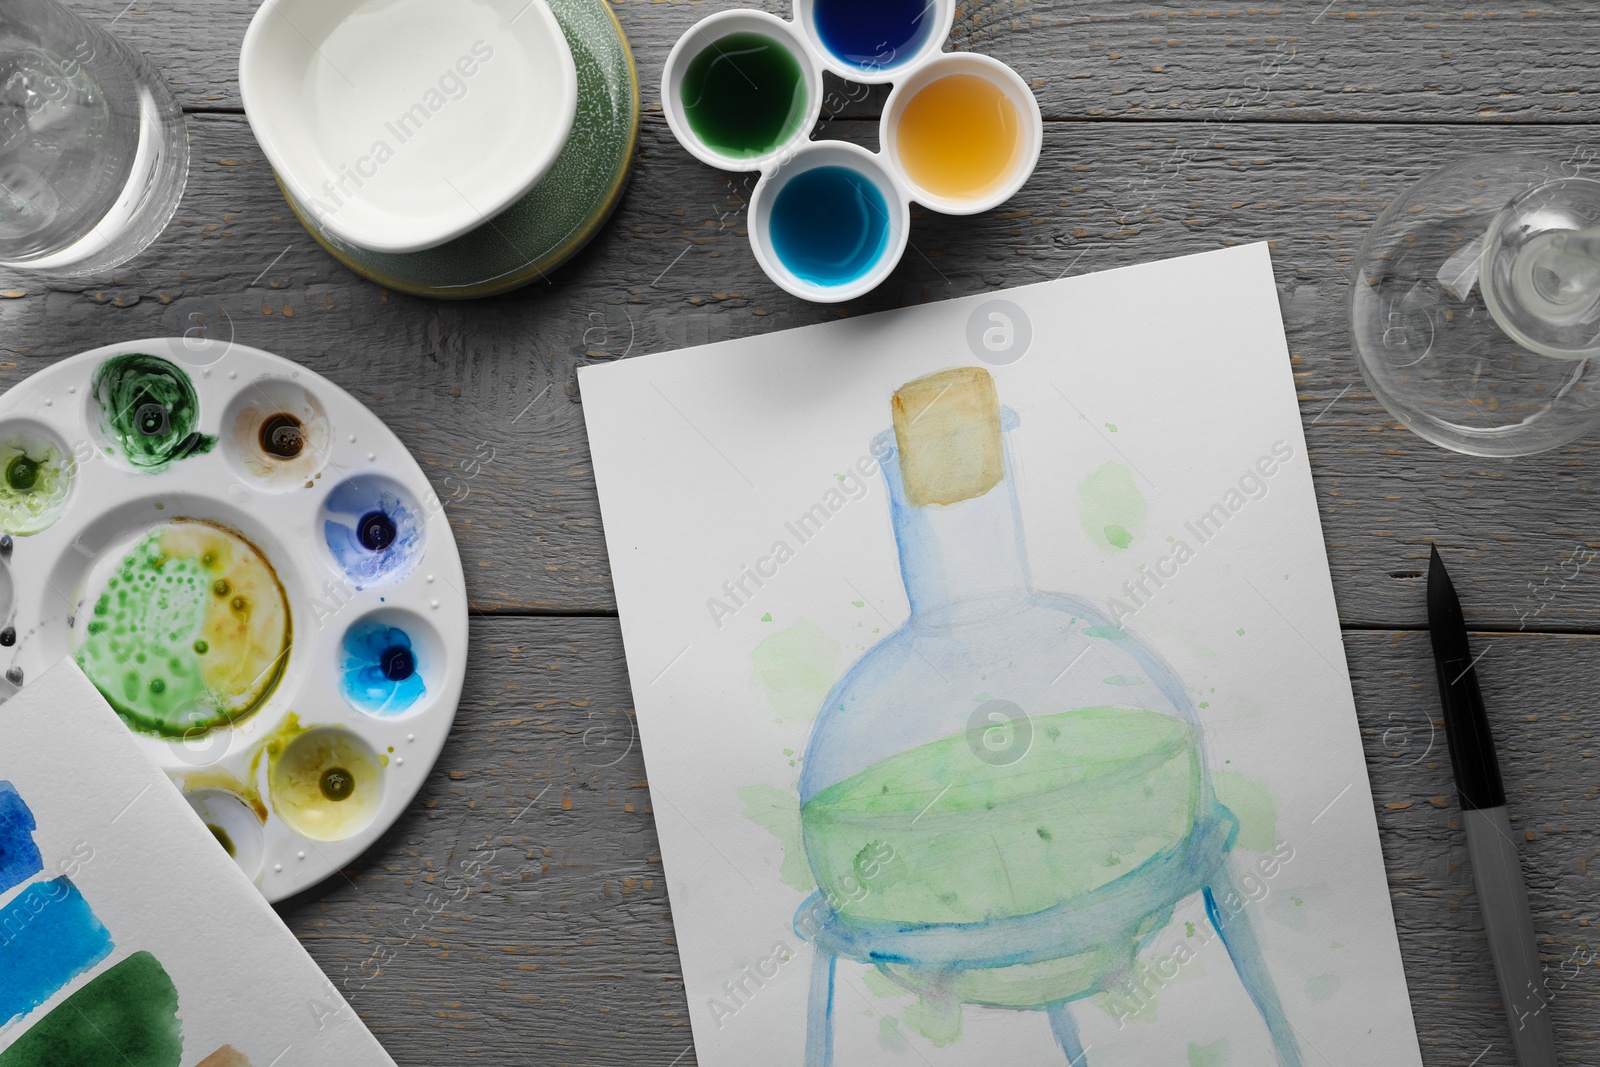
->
left=1427, top=545, right=1470, bottom=664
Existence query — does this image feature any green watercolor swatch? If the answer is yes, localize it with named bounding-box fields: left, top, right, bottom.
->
left=0, top=951, right=182, bottom=1067
left=1187, top=1038, right=1230, bottom=1067
left=1077, top=461, right=1147, bottom=552
left=91, top=353, right=216, bottom=472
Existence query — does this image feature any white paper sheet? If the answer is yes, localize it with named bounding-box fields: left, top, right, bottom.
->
left=0, top=659, right=395, bottom=1067
left=580, top=244, right=1423, bottom=1066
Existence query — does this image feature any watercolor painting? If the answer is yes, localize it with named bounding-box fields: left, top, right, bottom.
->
left=0, top=660, right=396, bottom=1066
left=581, top=245, right=1424, bottom=1065
left=790, top=367, right=1298, bottom=1065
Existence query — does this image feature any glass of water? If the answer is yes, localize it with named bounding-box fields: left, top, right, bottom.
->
left=0, top=0, right=188, bottom=276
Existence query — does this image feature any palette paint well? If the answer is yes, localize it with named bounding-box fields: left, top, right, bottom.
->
left=679, top=31, right=808, bottom=159
left=768, top=165, right=892, bottom=287
left=811, top=0, right=934, bottom=69
left=895, top=72, right=1025, bottom=202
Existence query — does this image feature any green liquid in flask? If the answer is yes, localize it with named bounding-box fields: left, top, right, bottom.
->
left=802, top=705, right=1200, bottom=927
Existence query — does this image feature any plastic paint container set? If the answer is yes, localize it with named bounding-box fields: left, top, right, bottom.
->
left=0, top=339, right=468, bottom=902
left=661, top=0, right=1044, bottom=302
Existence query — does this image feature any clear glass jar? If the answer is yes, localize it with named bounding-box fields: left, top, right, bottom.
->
left=1350, top=153, right=1600, bottom=456
left=0, top=0, right=188, bottom=275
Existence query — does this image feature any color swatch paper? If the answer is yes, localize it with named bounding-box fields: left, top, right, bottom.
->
left=0, top=659, right=396, bottom=1066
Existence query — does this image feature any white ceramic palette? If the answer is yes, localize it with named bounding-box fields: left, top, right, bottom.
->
left=0, top=338, right=468, bottom=902
left=241, top=0, right=579, bottom=254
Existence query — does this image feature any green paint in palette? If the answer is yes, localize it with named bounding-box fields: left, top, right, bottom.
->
left=680, top=32, right=808, bottom=158
left=0, top=952, right=182, bottom=1067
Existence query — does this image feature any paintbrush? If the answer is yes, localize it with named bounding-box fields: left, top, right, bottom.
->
left=1428, top=545, right=1555, bottom=1066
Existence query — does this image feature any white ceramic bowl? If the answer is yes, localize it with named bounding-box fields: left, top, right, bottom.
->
left=882, top=52, right=1044, bottom=216
left=241, top=0, right=579, bottom=255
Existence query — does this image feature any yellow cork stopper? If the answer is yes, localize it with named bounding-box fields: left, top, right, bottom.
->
left=891, top=366, right=1004, bottom=507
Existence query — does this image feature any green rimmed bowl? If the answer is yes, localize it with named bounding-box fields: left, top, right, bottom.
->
left=279, top=0, right=639, bottom=300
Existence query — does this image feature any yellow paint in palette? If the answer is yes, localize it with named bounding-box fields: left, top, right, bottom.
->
left=895, top=74, right=1024, bottom=202
left=267, top=722, right=386, bottom=842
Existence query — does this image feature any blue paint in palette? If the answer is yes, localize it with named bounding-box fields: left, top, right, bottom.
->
left=322, top=476, right=422, bottom=589
left=769, top=166, right=892, bottom=288
left=0, top=784, right=42, bottom=896
left=0, top=878, right=114, bottom=1032
left=341, top=620, right=425, bottom=716
left=812, top=0, right=935, bottom=70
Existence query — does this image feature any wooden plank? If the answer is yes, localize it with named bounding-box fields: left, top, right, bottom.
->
left=284, top=618, right=1600, bottom=1065
left=76, top=0, right=1600, bottom=123
left=3, top=113, right=1597, bottom=628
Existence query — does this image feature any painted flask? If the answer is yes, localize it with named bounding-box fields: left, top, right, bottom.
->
left=797, top=366, right=1238, bottom=1010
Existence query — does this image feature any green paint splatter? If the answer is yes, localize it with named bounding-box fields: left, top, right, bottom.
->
left=760, top=613, right=772, bottom=622
left=1214, top=770, right=1278, bottom=852
left=1082, top=625, right=1127, bottom=640
left=736, top=784, right=812, bottom=892
left=863, top=968, right=911, bottom=1001
left=0, top=951, right=182, bottom=1067
left=1236, top=628, right=1245, bottom=636
left=1077, top=462, right=1146, bottom=552
left=1185, top=921, right=1196, bottom=938
left=91, top=353, right=216, bottom=471
left=877, top=1015, right=909, bottom=1052
left=1105, top=422, right=1118, bottom=433
left=1305, top=973, right=1341, bottom=1003
left=903, top=996, right=962, bottom=1047
left=750, top=619, right=839, bottom=724
left=1187, top=1038, right=1230, bottom=1067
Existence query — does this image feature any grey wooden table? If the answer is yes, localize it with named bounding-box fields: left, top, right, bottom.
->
left=5, top=2, right=1600, bottom=1063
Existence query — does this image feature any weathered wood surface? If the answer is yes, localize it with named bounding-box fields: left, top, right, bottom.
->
left=4, top=1, right=1600, bottom=1064
left=6, top=113, right=1600, bottom=628
left=302, top=621, right=1600, bottom=1067
left=80, top=0, right=1600, bottom=123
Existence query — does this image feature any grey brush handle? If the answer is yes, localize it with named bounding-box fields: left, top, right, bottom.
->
left=1463, top=806, right=1557, bottom=1067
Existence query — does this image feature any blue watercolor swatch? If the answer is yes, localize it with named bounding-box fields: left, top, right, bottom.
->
left=0, top=785, right=42, bottom=896
left=0, top=878, right=114, bottom=1032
